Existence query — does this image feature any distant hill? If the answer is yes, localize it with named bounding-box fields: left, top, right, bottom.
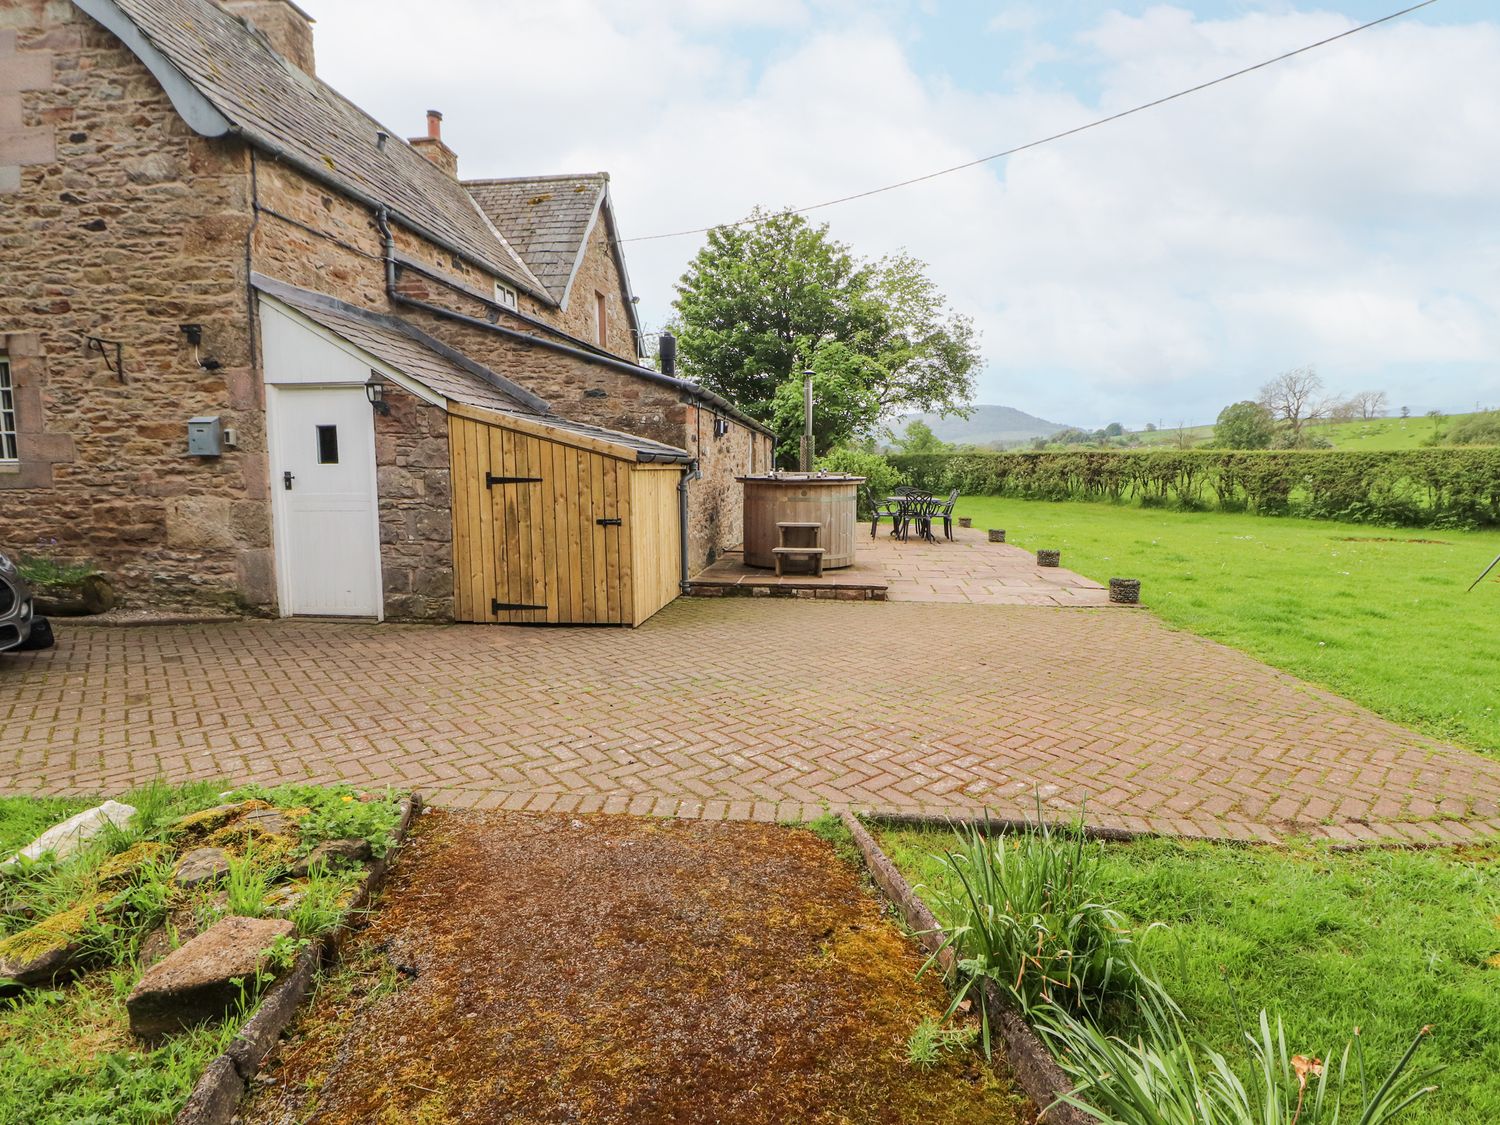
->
left=899, top=405, right=1070, bottom=448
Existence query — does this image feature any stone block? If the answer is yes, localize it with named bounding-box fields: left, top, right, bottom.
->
left=0, top=95, right=20, bottom=131
left=166, top=495, right=236, bottom=548
left=236, top=548, right=276, bottom=607
left=0, top=127, right=51, bottom=165
left=0, top=165, right=17, bottom=194
left=126, top=916, right=296, bottom=1040
left=4, top=801, right=135, bottom=865
left=0, top=53, right=50, bottom=94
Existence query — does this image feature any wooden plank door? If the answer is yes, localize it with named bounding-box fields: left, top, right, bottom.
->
left=449, top=415, right=633, bottom=625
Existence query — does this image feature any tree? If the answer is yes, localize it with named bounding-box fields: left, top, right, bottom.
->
left=1400, top=405, right=1411, bottom=419
left=767, top=342, right=884, bottom=462
left=672, top=209, right=979, bottom=454
left=1213, top=401, right=1277, bottom=449
left=1103, top=422, right=1124, bottom=438
left=892, top=419, right=950, bottom=455
left=1328, top=397, right=1360, bottom=425
left=1144, top=422, right=1157, bottom=432
left=1351, top=390, right=1388, bottom=420
left=1259, top=366, right=1329, bottom=444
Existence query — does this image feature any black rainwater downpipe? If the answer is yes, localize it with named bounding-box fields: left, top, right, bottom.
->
left=678, top=458, right=700, bottom=593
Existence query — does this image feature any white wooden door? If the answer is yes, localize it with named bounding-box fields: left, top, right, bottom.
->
left=268, top=386, right=382, bottom=617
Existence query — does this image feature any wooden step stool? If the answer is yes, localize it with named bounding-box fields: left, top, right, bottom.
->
left=774, top=521, right=825, bottom=577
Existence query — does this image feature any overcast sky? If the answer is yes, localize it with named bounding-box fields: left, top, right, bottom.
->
left=308, top=1, right=1499, bottom=430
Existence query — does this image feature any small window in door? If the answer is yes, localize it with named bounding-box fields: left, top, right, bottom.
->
left=316, top=424, right=339, bottom=464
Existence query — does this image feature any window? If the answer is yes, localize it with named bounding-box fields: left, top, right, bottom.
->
left=0, top=358, right=16, bottom=462
left=493, top=281, right=517, bottom=310
left=595, top=291, right=607, bottom=348
left=316, top=424, right=339, bottom=464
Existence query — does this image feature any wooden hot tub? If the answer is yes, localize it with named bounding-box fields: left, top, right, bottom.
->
left=738, top=473, right=864, bottom=569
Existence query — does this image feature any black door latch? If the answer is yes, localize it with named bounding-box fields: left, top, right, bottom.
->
left=596, top=517, right=622, bottom=527
left=283, top=471, right=295, bottom=491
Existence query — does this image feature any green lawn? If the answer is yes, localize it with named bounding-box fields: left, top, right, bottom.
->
left=954, top=496, right=1500, bottom=754
left=877, top=827, right=1500, bottom=1125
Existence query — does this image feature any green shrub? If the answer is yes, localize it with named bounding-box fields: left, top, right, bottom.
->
left=816, top=445, right=904, bottom=518
left=226, top=784, right=401, bottom=858
left=1039, top=998, right=1438, bottom=1125
left=921, top=810, right=1168, bottom=1054
left=1447, top=411, right=1500, bottom=446
left=887, top=449, right=1500, bottom=527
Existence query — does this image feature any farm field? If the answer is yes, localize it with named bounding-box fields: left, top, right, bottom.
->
left=954, top=496, right=1500, bottom=754
left=1120, top=411, right=1484, bottom=450
left=878, top=826, right=1500, bottom=1125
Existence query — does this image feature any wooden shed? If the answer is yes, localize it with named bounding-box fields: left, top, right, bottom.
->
left=449, top=404, right=688, bottom=626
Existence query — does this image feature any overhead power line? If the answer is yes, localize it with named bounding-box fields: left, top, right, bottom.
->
left=621, top=0, right=1439, bottom=244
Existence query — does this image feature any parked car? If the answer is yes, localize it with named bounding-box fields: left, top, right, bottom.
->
left=0, top=551, right=54, bottom=652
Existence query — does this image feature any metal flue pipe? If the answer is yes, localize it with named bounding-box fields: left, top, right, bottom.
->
left=800, top=368, right=814, bottom=472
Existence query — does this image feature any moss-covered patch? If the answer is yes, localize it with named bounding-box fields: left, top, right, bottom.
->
left=243, top=811, right=1031, bottom=1125
left=0, top=783, right=407, bottom=1125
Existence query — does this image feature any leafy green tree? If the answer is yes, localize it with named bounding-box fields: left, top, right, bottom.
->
left=672, top=208, right=978, bottom=449
left=1214, top=401, right=1277, bottom=449
left=893, top=419, right=950, bottom=455
left=1447, top=411, right=1500, bottom=445
left=1103, top=422, right=1124, bottom=437
left=768, top=342, right=884, bottom=462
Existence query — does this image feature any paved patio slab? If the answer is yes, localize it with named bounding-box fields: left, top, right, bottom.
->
left=3, top=599, right=1498, bottom=843
left=690, top=526, right=1112, bottom=606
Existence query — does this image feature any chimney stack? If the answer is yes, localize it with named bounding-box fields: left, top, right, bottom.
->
left=221, top=0, right=316, bottom=74
left=409, top=110, right=458, bottom=177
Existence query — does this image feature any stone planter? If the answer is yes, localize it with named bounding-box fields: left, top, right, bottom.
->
left=1109, top=578, right=1141, bottom=604
left=987, top=528, right=1006, bottom=543
left=32, top=573, right=116, bottom=616
left=1036, top=549, right=1060, bottom=568
left=957, top=517, right=972, bottom=529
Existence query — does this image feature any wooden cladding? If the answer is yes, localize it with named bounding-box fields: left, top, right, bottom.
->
left=449, top=413, right=684, bottom=626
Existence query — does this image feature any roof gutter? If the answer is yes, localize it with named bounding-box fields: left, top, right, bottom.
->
left=375, top=211, right=773, bottom=438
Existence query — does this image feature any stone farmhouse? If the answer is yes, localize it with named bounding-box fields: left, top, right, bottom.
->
left=0, top=0, right=773, bottom=625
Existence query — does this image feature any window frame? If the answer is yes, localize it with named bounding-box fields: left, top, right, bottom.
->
left=595, top=291, right=608, bottom=348
left=0, top=356, right=17, bottom=464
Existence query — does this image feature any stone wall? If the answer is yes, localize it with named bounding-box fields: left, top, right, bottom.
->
left=549, top=213, right=640, bottom=363
left=250, top=157, right=768, bottom=572
left=0, top=3, right=264, bottom=612
left=687, top=406, right=774, bottom=567
left=0, top=4, right=769, bottom=615
left=373, top=381, right=452, bottom=622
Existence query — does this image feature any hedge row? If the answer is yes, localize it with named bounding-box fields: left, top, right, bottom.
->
left=886, top=449, right=1500, bottom=528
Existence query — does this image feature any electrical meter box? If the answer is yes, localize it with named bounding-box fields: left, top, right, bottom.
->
left=187, top=416, right=223, bottom=457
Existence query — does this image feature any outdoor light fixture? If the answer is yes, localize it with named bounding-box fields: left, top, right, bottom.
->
left=365, top=374, right=390, bottom=416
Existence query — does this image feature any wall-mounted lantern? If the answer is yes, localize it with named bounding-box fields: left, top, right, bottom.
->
left=365, top=373, right=390, bottom=416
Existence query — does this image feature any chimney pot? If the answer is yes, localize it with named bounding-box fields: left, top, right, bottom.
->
left=409, top=110, right=457, bottom=177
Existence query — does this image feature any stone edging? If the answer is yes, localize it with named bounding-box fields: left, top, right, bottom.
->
left=862, top=806, right=1497, bottom=851
left=838, top=812, right=1092, bottom=1125
left=174, top=792, right=424, bottom=1125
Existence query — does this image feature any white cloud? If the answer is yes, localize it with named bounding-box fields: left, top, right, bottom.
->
left=306, top=1, right=1500, bottom=427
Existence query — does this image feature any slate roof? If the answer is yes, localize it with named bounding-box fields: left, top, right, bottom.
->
left=465, top=174, right=608, bottom=303
left=252, top=275, right=691, bottom=463
left=100, top=0, right=548, bottom=299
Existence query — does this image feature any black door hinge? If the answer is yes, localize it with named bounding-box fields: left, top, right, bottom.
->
left=485, top=474, right=543, bottom=488
left=596, top=517, right=622, bottom=527
left=492, top=599, right=547, bottom=613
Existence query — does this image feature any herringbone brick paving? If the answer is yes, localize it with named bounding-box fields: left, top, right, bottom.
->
left=3, top=599, right=1498, bottom=843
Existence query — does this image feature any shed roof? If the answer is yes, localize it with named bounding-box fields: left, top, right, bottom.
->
left=84, top=0, right=548, bottom=299
left=252, top=275, right=691, bottom=464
